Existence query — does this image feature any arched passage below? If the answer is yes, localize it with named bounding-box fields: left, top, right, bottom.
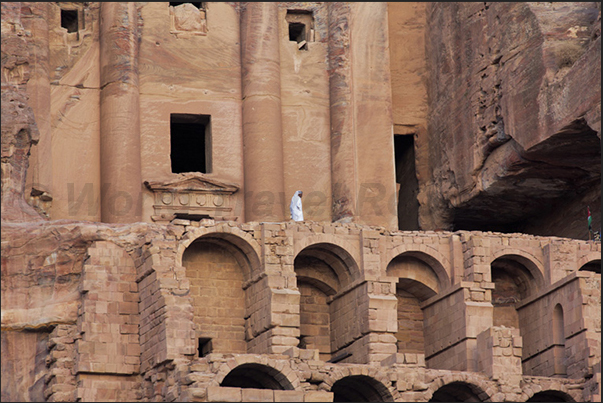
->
left=429, top=381, right=483, bottom=402
left=219, top=363, right=294, bottom=390
left=579, top=259, right=601, bottom=273
left=331, top=375, right=394, bottom=402
left=526, top=390, right=575, bottom=402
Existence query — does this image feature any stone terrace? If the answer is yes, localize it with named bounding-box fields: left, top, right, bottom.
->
left=1, top=219, right=600, bottom=402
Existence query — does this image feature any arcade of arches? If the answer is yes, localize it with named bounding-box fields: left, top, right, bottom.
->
left=164, top=221, right=599, bottom=401
left=2, top=220, right=599, bottom=402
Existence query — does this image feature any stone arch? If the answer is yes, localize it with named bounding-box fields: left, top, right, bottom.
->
left=489, top=249, right=545, bottom=290
left=525, top=390, right=575, bottom=402
left=386, top=252, right=443, bottom=297
left=177, top=225, right=262, bottom=280
left=322, top=367, right=396, bottom=402
left=426, top=378, right=491, bottom=402
left=181, top=231, right=260, bottom=354
left=294, top=242, right=360, bottom=360
left=578, top=253, right=601, bottom=273
left=212, top=357, right=300, bottom=390
left=490, top=253, right=544, bottom=331
left=220, top=363, right=293, bottom=390
left=521, top=380, right=577, bottom=402
left=294, top=234, right=361, bottom=281
left=331, top=376, right=394, bottom=402
left=387, top=244, right=451, bottom=289
left=295, top=242, right=358, bottom=289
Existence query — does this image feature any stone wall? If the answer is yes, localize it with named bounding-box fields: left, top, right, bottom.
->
left=183, top=242, right=247, bottom=354
left=1, top=218, right=600, bottom=401
left=78, top=241, right=141, bottom=374
left=519, top=272, right=600, bottom=379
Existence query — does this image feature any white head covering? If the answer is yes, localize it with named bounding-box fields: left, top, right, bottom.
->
left=290, top=190, right=304, bottom=221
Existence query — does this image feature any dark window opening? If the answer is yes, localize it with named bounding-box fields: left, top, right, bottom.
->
left=289, top=22, right=306, bottom=43
left=198, top=337, right=212, bottom=357
left=394, top=134, right=420, bottom=230
left=170, top=2, right=204, bottom=9
left=61, top=9, right=78, bottom=33
left=170, top=114, right=211, bottom=174
left=286, top=10, right=313, bottom=51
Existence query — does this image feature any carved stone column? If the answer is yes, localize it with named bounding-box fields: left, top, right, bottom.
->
left=240, top=2, right=285, bottom=222
left=329, top=3, right=397, bottom=229
left=328, top=2, right=357, bottom=223
left=99, top=2, right=141, bottom=223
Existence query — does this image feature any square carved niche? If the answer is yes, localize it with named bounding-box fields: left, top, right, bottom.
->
left=170, top=2, right=207, bottom=38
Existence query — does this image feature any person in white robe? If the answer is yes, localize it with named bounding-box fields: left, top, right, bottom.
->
left=290, top=190, right=304, bottom=221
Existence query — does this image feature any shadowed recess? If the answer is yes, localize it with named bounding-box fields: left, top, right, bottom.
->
left=429, top=382, right=483, bottom=402
left=332, top=375, right=394, bottom=402
left=526, top=390, right=575, bottom=402
left=220, top=363, right=294, bottom=390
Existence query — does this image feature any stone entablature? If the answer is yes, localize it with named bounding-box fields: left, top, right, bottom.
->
left=1, top=219, right=600, bottom=401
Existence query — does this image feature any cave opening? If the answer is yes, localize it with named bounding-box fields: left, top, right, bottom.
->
left=451, top=122, right=600, bottom=239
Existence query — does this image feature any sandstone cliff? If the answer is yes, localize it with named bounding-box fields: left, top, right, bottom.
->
left=1, top=2, right=44, bottom=223
left=421, top=2, right=601, bottom=239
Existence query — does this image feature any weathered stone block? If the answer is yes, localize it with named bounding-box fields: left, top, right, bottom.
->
left=206, top=386, right=242, bottom=402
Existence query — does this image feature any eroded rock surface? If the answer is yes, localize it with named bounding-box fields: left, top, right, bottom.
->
left=422, top=2, right=601, bottom=238
left=1, top=2, right=44, bottom=223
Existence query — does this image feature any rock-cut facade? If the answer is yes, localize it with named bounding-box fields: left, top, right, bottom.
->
left=1, top=2, right=601, bottom=402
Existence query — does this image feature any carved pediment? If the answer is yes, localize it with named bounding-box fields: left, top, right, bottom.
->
left=144, top=174, right=240, bottom=223
left=144, top=173, right=239, bottom=194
